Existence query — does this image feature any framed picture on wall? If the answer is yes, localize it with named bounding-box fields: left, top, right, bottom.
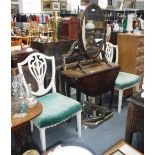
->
left=81, top=0, right=98, bottom=5
left=42, top=1, right=51, bottom=11
left=81, top=0, right=90, bottom=5
left=52, top=2, right=60, bottom=11
left=11, top=4, right=19, bottom=14
left=61, top=2, right=67, bottom=10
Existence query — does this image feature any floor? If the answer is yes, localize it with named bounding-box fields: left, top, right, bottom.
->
left=32, top=93, right=128, bottom=155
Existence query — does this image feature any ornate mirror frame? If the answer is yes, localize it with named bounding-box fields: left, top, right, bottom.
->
left=78, top=3, right=107, bottom=60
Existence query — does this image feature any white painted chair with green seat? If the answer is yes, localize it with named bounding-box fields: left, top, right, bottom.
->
left=102, top=42, right=141, bottom=113
left=17, top=53, right=82, bottom=152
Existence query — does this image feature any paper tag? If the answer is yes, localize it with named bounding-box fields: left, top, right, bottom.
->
left=13, top=113, right=27, bottom=118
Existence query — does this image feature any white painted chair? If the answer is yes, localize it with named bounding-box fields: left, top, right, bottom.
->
left=17, top=53, right=82, bottom=152
left=102, top=42, right=141, bottom=113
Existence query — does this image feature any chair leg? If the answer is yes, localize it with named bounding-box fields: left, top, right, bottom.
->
left=76, top=111, right=81, bottom=138
left=135, top=83, right=140, bottom=91
left=118, top=90, right=123, bottom=113
left=39, top=128, right=46, bottom=152
left=30, top=120, right=33, bottom=132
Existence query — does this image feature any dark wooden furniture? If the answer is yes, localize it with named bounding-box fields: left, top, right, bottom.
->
left=11, top=103, right=42, bottom=155
left=11, top=47, right=38, bottom=68
left=62, top=61, right=119, bottom=108
left=31, top=40, right=75, bottom=66
left=11, top=47, right=38, bottom=79
left=61, top=3, right=120, bottom=107
left=117, top=33, right=144, bottom=82
left=125, top=93, right=144, bottom=151
left=102, top=139, right=143, bottom=155
left=61, top=16, right=78, bottom=40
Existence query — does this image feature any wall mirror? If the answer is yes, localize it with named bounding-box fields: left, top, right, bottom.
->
left=79, top=3, right=106, bottom=60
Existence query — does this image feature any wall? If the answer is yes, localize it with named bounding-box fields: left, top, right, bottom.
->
left=12, top=0, right=108, bottom=14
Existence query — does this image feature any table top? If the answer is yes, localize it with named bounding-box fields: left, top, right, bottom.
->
left=62, top=61, right=119, bottom=79
left=11, top=102, right=42, bottom=129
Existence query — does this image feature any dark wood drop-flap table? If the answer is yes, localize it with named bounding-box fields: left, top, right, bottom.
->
left=61, top=61, right=120, bottom=98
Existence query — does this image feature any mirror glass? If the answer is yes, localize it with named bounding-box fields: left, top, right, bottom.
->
left=80, top=3, right=106, bottom=59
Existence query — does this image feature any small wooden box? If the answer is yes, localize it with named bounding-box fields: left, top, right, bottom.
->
left=60, top=16, right=78, bottom=40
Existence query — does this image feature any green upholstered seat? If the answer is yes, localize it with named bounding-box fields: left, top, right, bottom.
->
left=115, top=72, right=141, bottom=90
left=33, top=92, right=82, bottom=128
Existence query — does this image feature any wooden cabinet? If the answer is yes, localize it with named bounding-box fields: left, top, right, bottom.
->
left=125, top=95, right=144, bottom=152
left=117, top=33, right=144, bottom=82
left=60, top=16, right=78, bottom=40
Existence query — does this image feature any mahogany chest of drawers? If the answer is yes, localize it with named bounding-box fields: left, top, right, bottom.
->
left=117, top=33, right=144, bottom=82
left=60, top=16, right=78, bottom=40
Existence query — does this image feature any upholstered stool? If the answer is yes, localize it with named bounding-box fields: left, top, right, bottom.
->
left=115, top=72, right=141, bottom=113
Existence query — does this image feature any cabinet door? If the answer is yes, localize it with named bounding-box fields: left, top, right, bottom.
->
left=117, top=34, right=137, bottom=73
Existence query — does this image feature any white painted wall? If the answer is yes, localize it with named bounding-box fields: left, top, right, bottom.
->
left=19, top=0, right=41, bottom=13
left=14, top=0, right=108, bottom=14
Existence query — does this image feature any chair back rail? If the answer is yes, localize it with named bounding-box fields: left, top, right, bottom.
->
left=17, top=53, right=56, bottom=96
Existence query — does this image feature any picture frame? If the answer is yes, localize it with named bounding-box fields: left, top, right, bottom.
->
left=110, top=150, right=125, bottom=155
left=42, top=1, right=51, bottom=11
left=108, top=0, right=112, bottom=6
left=90, top=0, right=98, bottom=4
left=52, top=2, right=60, bottom=11
left=11, top=4, right=19, bottom=14
left=81, top=0, right=90, bottom=5
left=60, top=0, right=67, bottom=2
left=61, top=2, right=67, bottom=10
left=81, top=0, right=98, bottom=5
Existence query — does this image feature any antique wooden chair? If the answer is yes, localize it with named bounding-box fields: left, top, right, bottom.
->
left=17, top=53, right=82, bottom=152
left=101, top=42, right=141, bottom=113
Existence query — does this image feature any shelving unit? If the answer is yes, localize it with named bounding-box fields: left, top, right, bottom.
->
left=103, top=8, right=144, bottom=24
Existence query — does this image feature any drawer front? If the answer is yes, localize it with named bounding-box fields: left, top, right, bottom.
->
left=136, top=65, right=144, bottom=75
left=139, top=73, right=144, bottom=80
left=136, top=47, right=144, bottom=57
left=137, top=37, right=144, bottom=47
left=135, top=55, right=144, bottom=67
